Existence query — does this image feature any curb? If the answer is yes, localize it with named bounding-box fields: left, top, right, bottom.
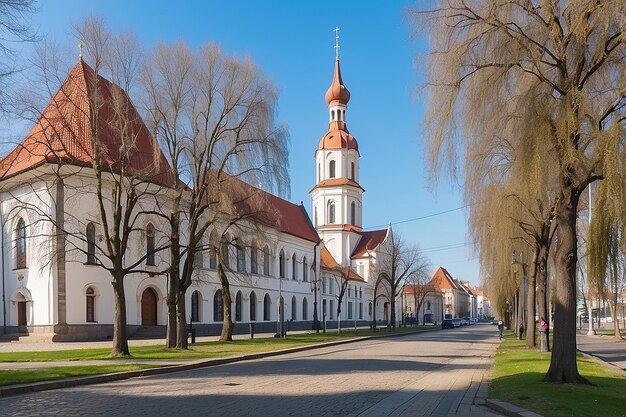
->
left=0, top=328, right=435, bottom=398
left=485, top=399, right=543, bottom=417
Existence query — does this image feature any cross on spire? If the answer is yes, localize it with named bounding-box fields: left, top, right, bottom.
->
left=334, top=27, right=340, bottom=60
left=78, top=42, right=84, bottom=59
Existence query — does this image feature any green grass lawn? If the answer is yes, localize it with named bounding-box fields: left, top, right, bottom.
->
left=0, top=365, right=158, bottom=387
left=0, top=326, right=435, bottom=362
left=490, top=332, right=626, bottom=417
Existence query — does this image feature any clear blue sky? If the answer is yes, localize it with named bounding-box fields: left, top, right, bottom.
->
left=21, top=0, right=480, bottom=286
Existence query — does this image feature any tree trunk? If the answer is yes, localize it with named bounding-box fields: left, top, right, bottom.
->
left=536, top=243, right=550, bottom=351
left=526, top=248, right=538, bottom=348
left=609, top=299, right=621, bottom=340
left=111, top=277, right=130, bottom=357
left=166, top=270, right=178, bottom=348
left=390, top=297, right=396, bottom=329
left=218, top=264, right=233, bottom=341
left=544, top=190, right=588, bottom=383
left=176, top=289, right=188, bottom=349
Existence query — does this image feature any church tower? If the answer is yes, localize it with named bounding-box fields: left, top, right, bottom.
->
left=310, top=30, right=364, bottom=265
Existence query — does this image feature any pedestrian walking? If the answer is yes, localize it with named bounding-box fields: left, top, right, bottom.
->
left=497, top=320, right=504, bottom=339
left=518, top=322, right=524, bottom=340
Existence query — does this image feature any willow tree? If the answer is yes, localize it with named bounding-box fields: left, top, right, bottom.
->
left=588, top=181, right=624, bottom=340
left=414, top=1, right=626, bottom=383
left=143, top=42, right=289, bottom=347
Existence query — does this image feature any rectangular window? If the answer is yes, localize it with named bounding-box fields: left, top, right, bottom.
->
left=323, top=299, right=327, bottom=319
left=359, top=302, right=363, bottom=320
left=209, top=249, right=217, bottom=270
left=263, top=249, right=270, bottom=275
left=359, top=287, right=362, bottom=299
left=322, top=277, right=327, bottom=294
left=348, top=302, right=353, bottom=320
left=237, top=245, right=245, bottom=273
left=330, top=300, right=334, bottom=320
left=250, top=248, right=258, bottom=274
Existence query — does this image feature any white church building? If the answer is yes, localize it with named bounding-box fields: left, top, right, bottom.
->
left=0, top=46, right=397, bottom=341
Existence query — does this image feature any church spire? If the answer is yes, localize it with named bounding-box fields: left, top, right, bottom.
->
left=325, top=27, right=351, bottom=106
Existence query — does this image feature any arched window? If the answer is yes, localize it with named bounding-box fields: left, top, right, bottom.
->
left=302, top=257, right=308, bottom=282
left=351, top=162, right=355, bottom=180
left=86, top=287, right=96, bottom=322
left=15, top=218, right=26, bottom=269
left=351, top=202, right=356, bottom=225
left=317, top=163, right=320, bottom=183
left=327, top=200, right=335, bottom=224
left=263, top=293, right=271, bottom=321
left=214, top=290, right=223, bottom=322
left=369, top=302, right=373, bottom=317
left=250, top=243, right=258, bottom=274
left=209, top=246, right=217, bottom=269
left=263, top=245, right=270, bottom=275
left=146, top=223, right=155, bottom=266
left=329, top=160, right=336, bottom=178
left=314, top=207, right=318, bottom=227
left=250, top=291, right=257, bottom=321
left=86, top=222, right=96, bottom=264
left=331, top=110, right=335, bottom=121
left=302, top=298, right=308, bottom=320
left=279, top=250, right=285, bottom=279
left=292, top=253, right=297, bottom=280
left=235, top=291, right=242, bottom=322
left=291, top=296, right=297, bottom=321
left=236, top=242, right=245, bottom=273
left=191, top=291, right=201, bottom=322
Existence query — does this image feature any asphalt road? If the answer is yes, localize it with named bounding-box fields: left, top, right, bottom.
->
left=0, top=325, right=503, bottom=417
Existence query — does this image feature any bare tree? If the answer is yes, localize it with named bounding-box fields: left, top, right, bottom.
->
left=143, top=41, right=289, bottom=347
left=377, top=232, right=430, bottom=329
left=413, top=0, right=626, bottom=383
left=405, top=268, right=433, bottom=325
left=3, top=17, right=173, bottom=356
left=0, top=0, right=38, bottom=111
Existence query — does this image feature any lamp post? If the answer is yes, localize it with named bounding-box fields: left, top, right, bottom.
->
left=512, top=250, right=528, bottom=336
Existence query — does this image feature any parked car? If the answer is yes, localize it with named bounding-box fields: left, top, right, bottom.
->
left=452, top=318, right=462, bottom=327
left=491, top=319, right=499, bottom=325
left=441, top=319, right=454, bottom=329
left=470, top=318, right=478, bottom=324
left=461, top=317, right=470, bottom=326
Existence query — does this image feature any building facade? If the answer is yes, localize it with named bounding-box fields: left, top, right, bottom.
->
left=0, top=46, right=397, bottom=341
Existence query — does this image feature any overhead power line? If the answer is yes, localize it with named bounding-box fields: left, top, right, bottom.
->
left=365, top=205, right=470, bottom=230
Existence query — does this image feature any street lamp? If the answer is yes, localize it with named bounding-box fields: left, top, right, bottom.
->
left=512, top=250, right=528, bottom=336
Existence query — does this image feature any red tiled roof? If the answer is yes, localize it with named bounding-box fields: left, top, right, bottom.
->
left=320, top=246, right=340, bottom=269
left=209, top=172, right=320, bottom=243
left=316, top=224, right=363, bottom=232
left=317, top=124, right=359, bottom=154
left=0, top=60, right=174, bottom=185
left=320, top=247, right=364, bottom=282
left=310, top=177, right=364, bottom=193
left=428, top=267, right=460, bottom=291
left=351, top=229, right=388, bottom=258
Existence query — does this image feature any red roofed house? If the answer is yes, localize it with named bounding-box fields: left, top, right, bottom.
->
left=429, top=267, right=471, bottom=319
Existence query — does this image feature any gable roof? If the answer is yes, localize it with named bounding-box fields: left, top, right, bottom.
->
left=0, top=59, right=174, bottom=185
left=210, top=172, right=320, bottom=243
left=351, top=229, right=388, bottom=258
left=428, top=266, right=462, bottom=291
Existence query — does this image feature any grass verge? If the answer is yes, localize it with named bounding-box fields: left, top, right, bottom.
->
left=0, top=326, right=435, bottom=362
left=0, top=365, right=158, bottom=387
left=490, top=332, right=626, bottom=417
left=0, top=326, right=435, bottom=388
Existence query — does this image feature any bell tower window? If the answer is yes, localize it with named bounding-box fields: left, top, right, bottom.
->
left=351, top=202, right=356, bottom=225
left=329, top=160, right=336, bottom=178
left=350, top=162, right=355, bottom=180
left=327, top=200, right=335, bottom=224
